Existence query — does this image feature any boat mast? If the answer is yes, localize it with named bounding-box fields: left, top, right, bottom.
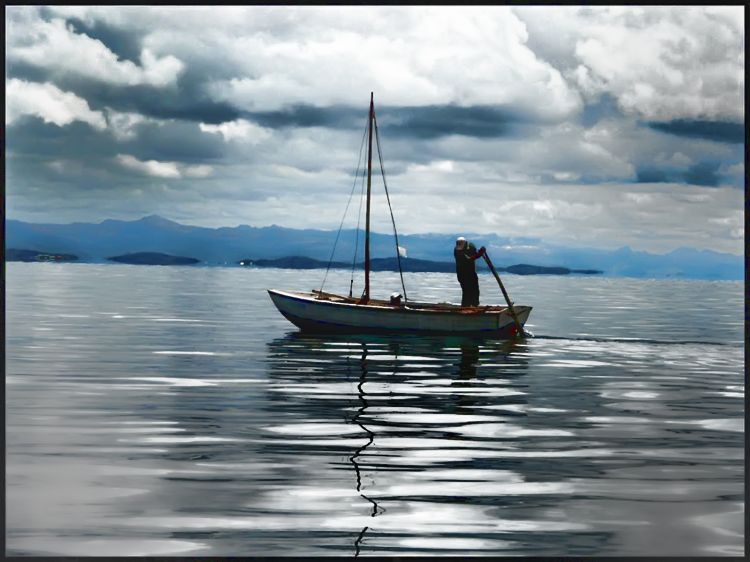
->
left=363, top=92, right=374, bottom=304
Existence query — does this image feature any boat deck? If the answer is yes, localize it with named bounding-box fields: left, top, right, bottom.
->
left=310, top=290, right=512, bottom=314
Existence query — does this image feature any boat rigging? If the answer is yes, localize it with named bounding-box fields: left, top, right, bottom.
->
left=268, top=93, right=532, bottom=337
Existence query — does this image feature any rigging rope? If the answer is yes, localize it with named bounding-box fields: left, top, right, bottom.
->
left=319, top=121, right=369, bottom=295
left=350, top=163, right=367, bottom=297
left=373, top=114, right=408, bottom=302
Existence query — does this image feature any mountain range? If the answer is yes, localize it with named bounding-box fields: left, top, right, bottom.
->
left=5, top=214, right=743, bottom=280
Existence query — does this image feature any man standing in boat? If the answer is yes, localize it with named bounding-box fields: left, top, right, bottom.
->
left=454, top=237, right=486, bottom=307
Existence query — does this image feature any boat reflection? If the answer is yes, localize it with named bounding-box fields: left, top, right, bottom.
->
left=264, top=332, right=530, bottom=556
left=457, top=341, right=482, bottom=379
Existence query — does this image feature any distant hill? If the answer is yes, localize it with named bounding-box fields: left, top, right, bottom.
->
left=4, top=215, right=743, bottom=280
left=6, top=248, right=79, bottom=262
left=242, top=256, right=603, bottom=275
left=244, top=256, right=350, bottom=269
left=241, top=255, right=458, bottom=272
left=107, top=252, right=200, bottom=265
left=505, top=264, right=601, bottom=275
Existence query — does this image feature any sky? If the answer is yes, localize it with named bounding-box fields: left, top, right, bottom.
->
left=4, top=5, right=745, bottom=255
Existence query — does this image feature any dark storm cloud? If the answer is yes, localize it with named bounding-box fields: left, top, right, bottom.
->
left=246, top=104, right=525, bottom=139
left=683, top=161, right=722, bottom=187
left=31, top=73, right=242, bottom=125
left=247, top=105, right=364, bottom=130
left=636, top=167, right=671, bottom=183
left=8, top=119, right=116, bottom=160
left=8, top=116, right=224, bottom=165
left=8, top=151, right=132, bottom=194
left=635, top=160, right=723, bottom=187
left=379, top=105, right=522, bottom=139
left=136, top=45, right=247, bottom=124
left=131, top=121, right=225, bottom=162
left=66, top=16, right=144, bottom=64
left=5, top=60, right=53, bottom=84
left=646, top=119, right=744, bottom=144
left=126, top=88, right=241, bottom=125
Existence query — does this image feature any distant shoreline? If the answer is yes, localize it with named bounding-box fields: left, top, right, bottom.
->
left=239, top=256, right=603, bottom=275
left=7, top=255, right=743, bottom=281
left=6, top=249, right=200, bottom=266
left=6, top=249, right=79, bottom=262
left=6, top=248, right=601, bottom=274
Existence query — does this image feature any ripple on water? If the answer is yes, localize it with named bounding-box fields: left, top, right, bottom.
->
left=5, top=264, right=744, bottom=557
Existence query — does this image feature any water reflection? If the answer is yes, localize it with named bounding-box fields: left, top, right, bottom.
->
left=265, top=333, right=532, bottom=556
left=6, top=264, right=744, bottom=556
left=457, top=342, right=481, bottom=379
left=349, top=342, right=384, bottom=556
left=261, top=332, right=744, bottom=556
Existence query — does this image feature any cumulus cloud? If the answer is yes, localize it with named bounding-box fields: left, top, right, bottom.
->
left=581, top=116, right=742, bottom=187
left=520, top=6, right=745, bottom=122
left=204, top=6, right=582, bottom=119
left=116, top=154, right=180, bottom=178
left=115, top=154, right=213, bottom=179
left=6, top=11, right=183, bottom=87
left=199, top=119, right=272, bottom=143
left=522, top=122, right=636, bottom=182
left=6, top=78, right=107, bottom=130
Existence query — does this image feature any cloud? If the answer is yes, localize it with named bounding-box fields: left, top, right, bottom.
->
left=183, top=164, right=214, bottom=178
left=636, top=167, right=670, bottom=183
left=4, top=6, right=745, bottom=257
left=525, top=122, right=636, bottom=182
left=6, top=11, right=183, bottom=87
left=26, top=6, right=581, bottom=121
left=104, top=109, right=147, bottom=140
left=116, top=154, right=181, bottom=178
left=199, top=119, right=272, bottom=143
left=389, top=121, right=636, bottom=187
left=127, top=120, right=226, bottom=162
left=115, top=154, right=213, bottom=179
left=13, top=6, right=742, bottom=126
left=66, top=14, right=144, bottom=64
left=646, top=119, right=744, bottom=144
left=241, top=104, right=528, bottom=140
left=683, top=161, right=722, bottom=187
left=577, top=117, right=743, bottom=188
left=566, top=7, right=743, bottom=122
left=6, top=78, right=107, bottom=130
left=379, top=105, right=520, bottom=139
left=203, top=6, right=582, bottom=118
left=636, top=159, right=726, bottom=187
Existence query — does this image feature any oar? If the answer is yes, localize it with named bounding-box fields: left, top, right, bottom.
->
left=482, top=252, right=525, bottom=337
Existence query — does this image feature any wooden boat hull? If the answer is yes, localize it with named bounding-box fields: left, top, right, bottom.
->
left=268, top=289, right=531, bottom=337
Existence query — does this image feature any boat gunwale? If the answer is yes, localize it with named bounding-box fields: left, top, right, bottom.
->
left=268, top=289, right=531, bottom=316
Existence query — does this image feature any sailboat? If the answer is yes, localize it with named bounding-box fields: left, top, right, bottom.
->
left=268, top=93, right=532, bottom=337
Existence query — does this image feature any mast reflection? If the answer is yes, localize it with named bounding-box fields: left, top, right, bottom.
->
left=349, top=342, right=385, bottom=556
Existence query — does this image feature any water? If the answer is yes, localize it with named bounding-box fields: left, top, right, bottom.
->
left=5, top=263, right=744, bottom=557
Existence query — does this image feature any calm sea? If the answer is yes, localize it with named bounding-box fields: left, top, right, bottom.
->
left=5, top=263, right=745, bottom=557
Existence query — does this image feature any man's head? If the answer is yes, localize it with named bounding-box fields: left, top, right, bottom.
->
left=455, top=236, right=466, bottom=250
